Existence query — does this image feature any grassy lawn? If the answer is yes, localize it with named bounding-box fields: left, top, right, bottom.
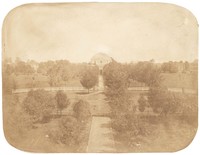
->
left=112, top=113, right=197, bottom=152
left=161, top=73, right=195, bottom=89
left=4, top=91, right=93, bottom=152
left=14, top=74, right=82, bottom=88
left=14, top=74, right=49, bottom=88
left=111, top=90, right=197, bottom=152
left=14, top=72, right=196, bottom=89
left=14, top=116, right=92, bottom=153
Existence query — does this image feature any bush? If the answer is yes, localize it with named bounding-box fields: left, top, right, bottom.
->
left=55, top=90, right=70, bottom=116
left=48, top=116, right=80, bottom=151
left=148, top=87, right=179, bottom=115
left=73, top=99, right=91, bottom=122
left=80, top=66, right=99, bottom=93
left=3, top=95, right=33, bottom=147
left=23, top=89, right=56, bottom=123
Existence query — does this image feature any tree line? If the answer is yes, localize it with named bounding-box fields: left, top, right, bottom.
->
left=102, top=60, right=197, bottom=151
left=22, top=89, right=91, bottom=151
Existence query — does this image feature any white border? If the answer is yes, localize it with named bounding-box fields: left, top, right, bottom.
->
left=0, top=0, right=199, bottom=154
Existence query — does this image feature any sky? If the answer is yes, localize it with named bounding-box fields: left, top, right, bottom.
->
left=2, top=3, right=198, bottom=63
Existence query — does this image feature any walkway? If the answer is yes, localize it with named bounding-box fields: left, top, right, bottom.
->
left=87, top=117, right=115, bottom=152
left=86, top=90, right=116, bottom=152
left=98, top=75, right=104, bottom=91
left=12, top=86, right=197, bottom=94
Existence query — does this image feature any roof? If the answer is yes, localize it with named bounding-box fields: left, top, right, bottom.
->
left=90, top=53, right=112, bottom=63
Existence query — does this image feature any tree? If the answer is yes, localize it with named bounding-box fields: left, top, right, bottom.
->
left=3, top=94, right=33, bottom=148
left=73, top=99, right=91, bottom=122
left=148, top=87, right=179, bottom=116
left=103, top=61, right=129, bottom=97
left=80, top=66, right=99, bottom=93
left=46, top=60, right=71, bottom=86
left=138, top=94, right=147, bottom=112
left=14, top=60, right=35, bottom=75
left=2, top=60, right=16, bottom=93
left=161, top=61, right=178, bottom=73
left=183, top=61, right=190, bottom=72
left=55, top=90, right=70, bottom=116
left=37, top=60, right=55, bottom=75
left=48, top=116, right=80, bottom=151
left=23, top=89, right=56, bottom=123
left=132, top=61, right=162, bottom=87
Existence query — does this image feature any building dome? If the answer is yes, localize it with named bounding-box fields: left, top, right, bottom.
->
left=90, top=53, right=112, bottom=69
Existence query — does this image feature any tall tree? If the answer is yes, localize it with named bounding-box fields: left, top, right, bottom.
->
left=103, top=61, right=129, bottom=97
left=73, top=99, right=91, bottom=122
left=55, top=90, right=70, bottom=116
left=133, top=61, right=162, bottom=87
left=80, top=66, right=99, bottom=93
left=14, top=60, right=35, bottom=75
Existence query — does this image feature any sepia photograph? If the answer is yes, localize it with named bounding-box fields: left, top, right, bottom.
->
left=2, top=3, right=198, bottom=153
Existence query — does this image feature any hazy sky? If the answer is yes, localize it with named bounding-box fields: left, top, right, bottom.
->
left=3, top=3, right=198, bottom=63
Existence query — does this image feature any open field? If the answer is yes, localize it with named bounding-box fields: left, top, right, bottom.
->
left=161, top=73, right=195, bottom=89
left=14, top=74, right=82, bottom=89
left=14, top=72, right=196, bottom=90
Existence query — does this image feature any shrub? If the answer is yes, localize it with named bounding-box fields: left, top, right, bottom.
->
left=73, top=99, right=91, bottom=122
left=23, top=89, right=56, bottom=123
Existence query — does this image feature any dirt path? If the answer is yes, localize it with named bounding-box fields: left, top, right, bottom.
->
left=87, top=116, right=115, bottom=152
left=86, top=88, right=116, bottom=152
left=98, top=75, right=104, bottom=91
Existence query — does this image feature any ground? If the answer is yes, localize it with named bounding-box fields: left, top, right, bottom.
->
left=4, top=74, right=198, bottom=152
left=14, top=74, right=82, bottom=88
left=161, top=73, right=195, bottom=89
left=113, top=115, right=197, bottom=152
left=14, top=72, right=195, bottom=89
left=87, top=117, right=115, bottom=152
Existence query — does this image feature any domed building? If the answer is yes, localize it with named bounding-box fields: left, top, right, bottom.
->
left=90, top=52, right=112, bottom=75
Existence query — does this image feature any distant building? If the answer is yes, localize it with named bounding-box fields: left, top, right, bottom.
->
left=90, top=53, right=113, bottom=75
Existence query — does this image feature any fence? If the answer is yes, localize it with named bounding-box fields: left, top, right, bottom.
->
left=12, top=86, right=197, bottom=94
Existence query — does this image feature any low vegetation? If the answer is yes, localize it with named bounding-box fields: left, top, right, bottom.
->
left=103, top=61, right=197, bottom=152
left=3, top=58, right=198, bottom=152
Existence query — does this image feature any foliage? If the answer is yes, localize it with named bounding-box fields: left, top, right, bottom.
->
left=138, top=94, right=147, bottom=112
left=14, top=60, right=35, bottom=75
left=112, top=113, right=152, bottom=150
left=48, top=116, right=80, bottom=151
left=175, top=94, right=198, bottom=126
left=161, top=61, right=178, bottom=73
left=37, top=60, right=55, bottom=75
left=48, top=99, right=92, bottom=151
left=80, top=66, right=99, bottom=93
left=103, top=61, right=129, bottom=96
left=2, top=61, right=16, bottom=93
left=23, top=89, right=56, bottom=123
left=48, top=113, right=91, bottom=152
left=37, top=60, right=89, bottom=87
left=47, top=60, right=71, bottom=86
left=55, top=90, right=70, bottom=116
left=73, top=99, right=91, bottom=122
left=132, top=62, right=162, bottom=87
left=3, top=95, right=33, bottom=147
left=148, top=87, right=180, bottom=115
